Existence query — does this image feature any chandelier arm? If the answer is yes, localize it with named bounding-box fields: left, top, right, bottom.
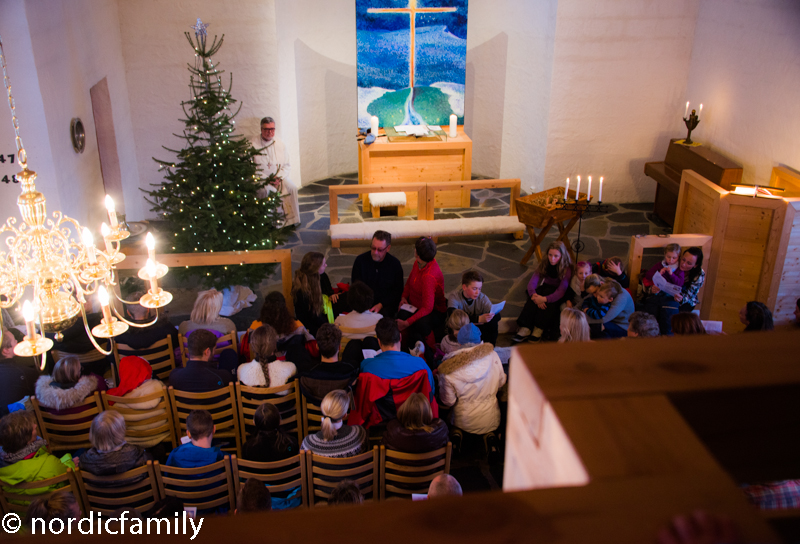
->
left=77, top=301, right=112, bottom=356
left=110, top=302, right=158, bottom=329
left=36, top=352, right=46, bottom=372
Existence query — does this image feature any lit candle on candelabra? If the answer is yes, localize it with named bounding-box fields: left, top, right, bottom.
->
left=100, top=223, right=112, bottom=252
left=145, top=232, right=156, bottom=261
left=82, top=228, right=97, bottom=264
left=684, top=101, right=689, bottom=118
left=698, top=104, right=703, bottom=118
left=98, top=285, right=113, bottom=325
left=564, top=178, right=570, bottom=200
left=104, top=195, right=118, bottom=227
left=599, top=177, right=604, bottom=202
left=22, top=300, right=36, bottom=340
left=146, top=258, right=159, bottom=294
left=587, top=176, right=592, bottom=200
left=575, top=176, right=581, bottom=200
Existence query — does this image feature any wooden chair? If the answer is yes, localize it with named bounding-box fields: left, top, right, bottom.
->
left=300, top=395, right=324, bottom=436
left=154, top=457, right=237, bottom=513
left=235, top=380, right=303, bottom=447
left=178, top=331, right=238, bottom=366
left=101, top=388, right=177, bottom=450
left=338, top=325, right=377, bottom=353
left=168, top=384, right=242, bottom=458
left=74, top=461, right=160, bottom=514
left=379, top=443, right=452, bottom=500
left=31, top=392, right=103, bottom=452
left=230, top=454, right=308, bottom=508
left=113, top=335, right=178, bottom=382
left=305, top=447, right=379, bottom=506
left=0, top=469, right=81, bottom=516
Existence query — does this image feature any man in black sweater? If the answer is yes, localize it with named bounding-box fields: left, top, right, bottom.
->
left=169, top=329, right=233, bottom=393
left=350, top=230, right=405, bottom=318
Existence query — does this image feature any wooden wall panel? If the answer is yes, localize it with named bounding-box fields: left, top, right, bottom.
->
left=774, top=201, right=800, bottom=326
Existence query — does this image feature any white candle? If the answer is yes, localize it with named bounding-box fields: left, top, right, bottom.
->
left=575, top=176, right=581, bottom=200
left=82, top=228, right=97, bottom=264
left=104, top=195, right=118, bottom=227
left=370, top=115, right=379, bottom=136
left=22, top=300, right=36, bottom=340
left=145, top=232, right=156, bottom=262
left=599, top=177, right=604, bottom=202
left=449, top=114, right=457, bottom=138
left=146, top=258, right=159, bottom=294
left=698, top=104, right=703, bottom=118
left=684, top=101, right=689, bottom=118
left=100, top=223, right=112, bottom=253
left=587, top=176, right=592, bottom=200
left=564, top=178, right=570, bottom=200
left=98, top=285, right=113, bottom=325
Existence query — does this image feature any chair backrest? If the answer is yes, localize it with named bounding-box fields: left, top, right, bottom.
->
left=235, top=380, right=303, bottom=447
left=305, top=447, right=379, bottom=506
left=230, top=454, right=307, bottom=508
left=0, top=468, right=81, bottom=516
left=379, top=443, right=452, bottom=500
left=301, top=395, right=323, bottom=436
left=74, top=461, right=160, bottom=514
left=179, top=330, right=238, bottom=366
left=113, top=336, right=177, bottom=382
left=154, top=457, right=236, bottom=513
left=337, top=325, right=377, bottom=353
left=101, top=388, right=176, bottom=450
left=168, top=384, right=242, bottom=458
left=31, top=392, right=104, bottom=452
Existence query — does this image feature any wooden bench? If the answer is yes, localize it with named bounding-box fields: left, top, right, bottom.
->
left=328, top=179, right=525, bottom=248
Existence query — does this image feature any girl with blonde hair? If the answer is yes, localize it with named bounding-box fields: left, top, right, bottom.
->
left=441, top=310, right=470, bottom=354
left=79, top=411, right=148, bottom=485
left=301, top=390, right=366, bottom=458
left=383, top=393, right=448, bottom=453
left=237, top=325, right=296, bottom=389
left=558, top=307, right=591, bottom=343
left=178, top=289, right=236, bottom=337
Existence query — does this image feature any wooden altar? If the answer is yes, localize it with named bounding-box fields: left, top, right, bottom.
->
left=358, top=128, right=472, bottom=211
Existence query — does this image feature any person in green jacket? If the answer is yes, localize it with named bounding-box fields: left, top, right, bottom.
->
left=0, top=411, right=75, bottom=502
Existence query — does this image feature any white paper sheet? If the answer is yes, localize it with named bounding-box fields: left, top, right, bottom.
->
left=702, top=320, right=723, bottom=333
left=490, top=300, right=506, bottom=314
left=652, top=271, right=683, bottom=297
left=400, top=303, right=418, bottom=314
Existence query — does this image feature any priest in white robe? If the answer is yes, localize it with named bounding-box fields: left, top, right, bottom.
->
left=251, top=116, right=300, bottom=226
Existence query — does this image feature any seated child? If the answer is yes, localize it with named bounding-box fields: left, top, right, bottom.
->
left=166, top=409, right=224, bottom=468
left=334, top=281, right=382, bottom=340
left=567, top=266, right=602, bottom=308
left=641, top=243, right=685, bottom=335
left=440, top=310, right=471, bottom=354
left=592, top=257, right=629, bottom=289
left=0, top=411, right=75, bottom=501
left=582, top=280, right=620, bottom=337
left=446, top=271, right=500, bottom=346
left=236, top=477, right=272, bottom=514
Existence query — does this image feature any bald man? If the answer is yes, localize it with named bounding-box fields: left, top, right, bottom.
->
left=428, top=474, right=463, bottom=499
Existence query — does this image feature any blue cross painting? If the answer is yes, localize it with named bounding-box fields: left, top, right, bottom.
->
left=357, top=0, right=468, bottom=128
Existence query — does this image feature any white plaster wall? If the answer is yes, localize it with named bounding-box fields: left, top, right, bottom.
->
left=543, top=0, right=700, bottom=202
left=0, top=0, right=62, bottom=228
left=24, top=0, right=139, bottom=229
left=118, top=0, right=280, bottom=219
left=465, top=0, right=558, bottom=189
left=275, top=0, right=357, bottom=185
left=684, top=0, right=800, bottom=185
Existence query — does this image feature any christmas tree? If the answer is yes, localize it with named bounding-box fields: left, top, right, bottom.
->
left=146, top=19, right=295, bottom=289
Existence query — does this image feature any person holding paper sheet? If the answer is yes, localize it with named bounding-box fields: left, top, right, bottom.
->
left=640, top=243, right=685, bottom=335
left=674, top=247, right=705, bottom=313
left=446, top=271, right=501, bottom=346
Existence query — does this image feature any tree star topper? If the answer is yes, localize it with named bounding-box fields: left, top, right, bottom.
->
left=191, top=18, right=209, bottom=38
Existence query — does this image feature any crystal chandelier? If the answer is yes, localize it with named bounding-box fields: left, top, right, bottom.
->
left=0, top=35, right=172, bottom=369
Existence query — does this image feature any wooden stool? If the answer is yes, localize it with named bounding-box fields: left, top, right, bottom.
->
left=368, top=192, right=407, bottom=218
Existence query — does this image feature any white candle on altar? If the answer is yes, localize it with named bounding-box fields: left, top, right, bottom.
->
left=370, top=116, right=379, bottom=136
left=100, top=223, right=112, bottom=253
left=684, top=101, right=690, bottom=118
left=698, top=103, right=703, bottom=118
left=145, top=232, right=156, bottom=262
left=564, top=178, right=570, bottom=200
left=449, top=114, right=457, bottom=138
left=105, top=195, right=118, bottom=227
left=82, top=228, right=97, bottom=264
left=22, top=300, right=36, bottom=340
left=587, top=176, right=592, bottom=200
left=575, top=176, right=581, bottom=200
left=599, top=177, right=604, bottom=202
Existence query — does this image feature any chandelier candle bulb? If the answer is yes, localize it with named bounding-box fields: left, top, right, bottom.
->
left=575, top=176, right=581, bottom=200
left=587, top=176, right=592, bottom=200
left=22, top=300, right=36, bottom=340
left=564, top=178, right=570, bottom=200
left=599, top=177, right=604, bottom=202
left=82, top=228, right=97, bottom=264
left=145, top=232, right=156, bottom=261
left=146, top=258, right=159, bottom=294
left=97, top=286, right=113, bottom=325
left=104, top=195, right=118, bottom=227
left=100, top=223, right=112, bottom=252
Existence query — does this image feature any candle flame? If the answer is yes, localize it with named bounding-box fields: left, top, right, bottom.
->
left=101, top=222, right=110, bottom=237
left=145, top=232, right=155, bottom=250
left=98, top=285, right=109, bottom=306
left=82, top=227, right=94, bottom=247
left=104, top=195, right=115, bottom=212
left=22, top=300, right=34, bottom=322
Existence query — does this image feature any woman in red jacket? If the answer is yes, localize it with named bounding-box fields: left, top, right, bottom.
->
left=396, top=237, right=446, bottom=356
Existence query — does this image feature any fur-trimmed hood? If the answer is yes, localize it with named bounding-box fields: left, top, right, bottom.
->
left=34, top=374, right=99, bottom=410
left=438, top=343, right=495, bottom=376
